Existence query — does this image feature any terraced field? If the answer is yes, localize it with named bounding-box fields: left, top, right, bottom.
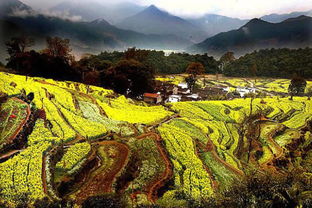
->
left=0, top=72, right=312, bottom=207
left=156, top=74, right=312, bottom=94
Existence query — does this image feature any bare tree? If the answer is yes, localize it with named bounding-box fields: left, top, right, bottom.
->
left=43, top=37, right=73, bottom=62
left=5, top=36, right=34, bottom=58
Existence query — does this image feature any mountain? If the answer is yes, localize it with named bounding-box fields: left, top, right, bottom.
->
left=116, top=5, right=207, bottom=42
left=0, top=14, right=192, bottom=62
left=187, top=14, right=248, bottom=38
left=261, top=10, right=312, bottom=23
left=87, top=17, right=192, bottom=49
left=51, top=1, right=145, bottom=24
left=189, top=15, right=312, bottom=56
left=0, top=0, right=32, bottom=17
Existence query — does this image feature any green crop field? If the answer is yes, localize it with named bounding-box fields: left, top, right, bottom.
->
left=0, top=72, right=312, bottom=207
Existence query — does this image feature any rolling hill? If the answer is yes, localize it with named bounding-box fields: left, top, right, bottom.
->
left=190, top=15, right=312, bottom=56
left=116, top=5, right=208, bottom=42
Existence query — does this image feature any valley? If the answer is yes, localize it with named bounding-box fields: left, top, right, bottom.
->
left=0, top=72, right=312, bottom=207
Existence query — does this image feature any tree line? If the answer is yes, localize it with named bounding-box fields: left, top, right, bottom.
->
left=3, top=36, right=312, bottom=98
left=4, top=37, right=157, bottom=97
left=81, top=48, right=219, bottom=74
left=223, top=48, right=312, bottom=78
left=3, top=37, right=219, bottom=97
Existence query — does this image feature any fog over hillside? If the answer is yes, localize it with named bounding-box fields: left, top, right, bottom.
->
left=22, top=0, right=312, bottom=19
left=0, top=0, right=311, bottom=63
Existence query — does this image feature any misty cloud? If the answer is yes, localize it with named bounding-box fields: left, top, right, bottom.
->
left=21, top=0, right=312, bottom=19
left=242, top=27, right=250, bottom=35
left=10, top=8, right=83, bottom=22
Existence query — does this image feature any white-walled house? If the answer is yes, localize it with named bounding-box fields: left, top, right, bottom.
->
left=236, top=87, right=256, bottom=97
left=178, top=83, right=188, bottom=89
left=167, top=95, right=182, bottom=103
left=222, top=86, right=231, bottom=93
left=186, top=94, right=199, bottom=100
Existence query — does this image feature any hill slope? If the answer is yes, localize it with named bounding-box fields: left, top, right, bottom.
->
left=190, top=15, right=312, bottom=56
left=0, top=14, right=192, bottom=61
left=0, top=0, right=32, bottom=17
left=0, top=72, right=312, bottom=207
left=116, top=5, right=207, bottom=42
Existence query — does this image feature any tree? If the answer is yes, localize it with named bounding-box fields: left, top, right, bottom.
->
left=101, top=59, right=155, bottom=97
left=306, top=87, right=312, bottom=100
left=6, top=50, right=80, bottom=81
left=5, top=37, right=34, bottom=72
left=80, top=50, right=219, bottom=75
left=185, top=75, right=196, bottom=93
left=288, top=76, right=307, bottom=100
left=250, top=63, right=258, bottom=83
left=203, top=170, right=312, bottom=208
left=5, top=36, right=34, bottom=59
left=185, top=62, right=204, bottom=93
left=186, top=62, right=205, bottom=76
left=223, top=48, right=312, bottom=78
left=83, top=71, right=101, bottom=86
left=124, top=47, right=149, bottom=63
left=79, top=56, right=112, bottom=72
left=43, top=37, right=73, bottom=62
left=219, top=51, right=235, bottom=72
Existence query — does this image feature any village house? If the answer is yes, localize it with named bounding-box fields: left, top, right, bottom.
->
left=143, top=93, right=162, bottom=104
left=187, top=94, right=200, bottom=100
left=177, top=83, right=190, bottom=94
left=178, top=83, right=188, bottom=89
left=167, top=94, right=182, bottom=103
left=236, top=87, right=256, bottom=97
left=217, top=85, right=231, bottom=93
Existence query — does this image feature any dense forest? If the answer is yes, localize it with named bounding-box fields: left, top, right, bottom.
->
left=82, top=47, right=312, bottom=78
left=223, top=48, right=312, bottom=78
left=84, top=49, right=219, bottom=74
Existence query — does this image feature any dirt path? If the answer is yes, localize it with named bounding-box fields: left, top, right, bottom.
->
left=74, top=141, right=129, bottom=204
left=147, top=114, right=180, bottom=132
left=260, top=124, right=284, bottom=169
left=0, top=149, right=22, bottom=160
left=205, top=140, right=244, bottom=177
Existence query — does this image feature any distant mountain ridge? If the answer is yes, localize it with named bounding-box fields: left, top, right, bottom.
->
left=116, top=5, right=208, bottom=42
left=0, top=14, right=192, bottom=62
left=0, top=0, right=194, bottom=63
left=187, top=14, right=248, bottom=38
left=261, top=10, right=312, bottom=23
left=1, top=0, right=312, bottom=61
left=51, top=1, right=146, bottom=24
left=190, top=15, right=312, bottom=56
left=0, top=0, right=32, bottom=17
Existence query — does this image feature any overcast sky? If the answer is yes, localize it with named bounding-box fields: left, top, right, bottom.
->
left=22, top=0, right=312, bottom=19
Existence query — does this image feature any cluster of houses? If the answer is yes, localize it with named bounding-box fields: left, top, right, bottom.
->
left=143, top=80, right=258, bottom=104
